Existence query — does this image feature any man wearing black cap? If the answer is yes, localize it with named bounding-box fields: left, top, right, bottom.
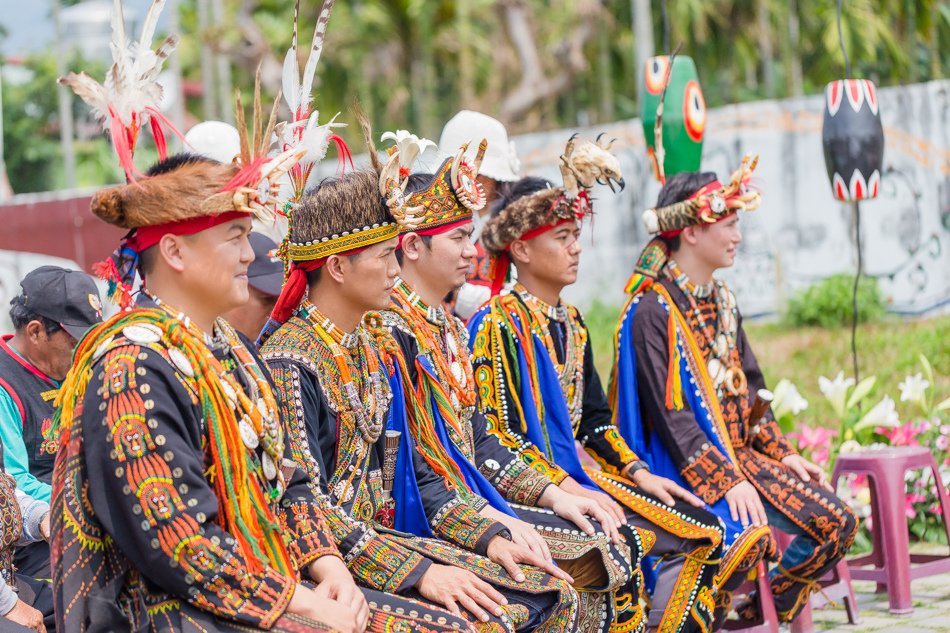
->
left=222, top=233, right=283, bottom=342
left=0, top=266, right=101, bottom=589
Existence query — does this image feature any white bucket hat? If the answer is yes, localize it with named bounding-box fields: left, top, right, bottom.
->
left=438, top=110, right=521, bottom=182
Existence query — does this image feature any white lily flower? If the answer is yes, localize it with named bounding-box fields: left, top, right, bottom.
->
left=839, top=440, right=863, bottom=454
left=380, top=130, right=437, bottom=171
left=898, top=373, right=930, bottom=405
left=819, top=371, right=855, bottom=417
left=772, top=379, right=809, bottom=418
left=854, top=395, right=900, bottom=431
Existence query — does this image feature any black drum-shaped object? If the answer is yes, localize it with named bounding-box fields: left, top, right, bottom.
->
left=821, top=79, right=885, bottom=201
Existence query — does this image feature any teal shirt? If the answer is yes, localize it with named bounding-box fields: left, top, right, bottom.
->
left=0, top=345, right=55, bottom=504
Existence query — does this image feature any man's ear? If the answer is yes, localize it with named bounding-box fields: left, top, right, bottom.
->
left=400, top=233, right=424, bottom=263
left=25, top=320, right=45, bottom=344
left=324, top=254, right=347, bottom=284
left=508, top=239, right=530, bottom=266
left=158, top=234, right=187, bottom=273
left=681, top=225, right=700, bottom=246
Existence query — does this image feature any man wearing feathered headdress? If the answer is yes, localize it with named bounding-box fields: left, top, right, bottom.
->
left=466, top=135, right=746, bottom=633
left=375, top=130, right=647, bottom=633
left=609, top=164, right=858, bottom=625
left=260, top=109, right=584, bottom=631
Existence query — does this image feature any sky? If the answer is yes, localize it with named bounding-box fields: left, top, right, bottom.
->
left=1, top=0, right=170, bottom=60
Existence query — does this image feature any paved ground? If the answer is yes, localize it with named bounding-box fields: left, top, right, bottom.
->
left=806, top=573, right=950, bottom=632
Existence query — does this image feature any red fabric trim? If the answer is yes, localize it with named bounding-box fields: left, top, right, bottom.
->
left=413, top=218, right=472, bottom=238
left=0, top=376, right=25, bottom=426
left=659, top=179, right=731, bottom=238
left=126, top=210, right=250, bottom=253
left=0, top=335, right=56, bottom=387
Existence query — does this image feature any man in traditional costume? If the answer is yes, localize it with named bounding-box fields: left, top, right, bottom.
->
left=467, top=136, right=749, bottom=633
left=0, top=266, right=102, bottom=585
left=438, top=111, right=522, bottom=320
left=259, top=136, right=578, bottom=632
left=609, top=163, right=858, bottom=623
left=377, top=133, right=643, bottom=633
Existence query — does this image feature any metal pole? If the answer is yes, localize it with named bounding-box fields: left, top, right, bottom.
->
left=631, top=0, right=654, bottom=107
left=196, top=0, right=216, bottom=120
left=167, top=0, right=187, bottom=150
left=0, top=59, right=12, bottom=199
left=52, top=0, right=77, bottom=189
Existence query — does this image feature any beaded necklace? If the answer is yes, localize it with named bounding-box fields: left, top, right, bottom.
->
left=144, top=291, right=286, bottom=490
left=298, top=300, right=388, bottom=444
left=515, top=284, right=586, bottom=428
left=391, top=279, right=476, bottom=418
left=663, top=260, right=746, bottom=397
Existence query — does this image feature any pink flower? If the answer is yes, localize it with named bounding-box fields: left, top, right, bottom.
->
left=790, top=425, right=837, bottom=451
left=905, top=493, right=927, bottom=519
left=930, top=503, right=943, bottom=515
left=937, top=435, right=950, bottom=451
left=883, top=422, right=920, bottom=447
left=811, top=448, right=830, bottom=468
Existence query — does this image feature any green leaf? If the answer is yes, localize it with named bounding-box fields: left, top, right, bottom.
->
left=919, top=354, right=935, bottom=385
left=936, top=397, right=950, bottom=412
left=847, top=376, right=877, bottom=410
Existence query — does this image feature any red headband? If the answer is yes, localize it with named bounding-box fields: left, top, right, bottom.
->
left=126, top=210, right=250, bottom=253
left=658, top=179, right=735, bottom=238
left=488, top=215, right=581, bottom=296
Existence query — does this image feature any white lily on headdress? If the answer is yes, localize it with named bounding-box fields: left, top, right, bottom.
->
left=381, top=130, right=437, bottom=175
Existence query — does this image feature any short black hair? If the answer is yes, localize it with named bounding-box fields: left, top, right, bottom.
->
left=146, top=152, right=219, bottom=177
left=656, top=171, right=718, bottom=251
left=9, top=295, right=61, bottom=334
left=491, top=176, right=555, bottom=216
left=404, top=172, right=434, bottom=195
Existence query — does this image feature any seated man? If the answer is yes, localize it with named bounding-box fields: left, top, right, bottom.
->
left=51, top=151, right=467, bottom=633
left=468, top=137, right=738, bottom=633
left=0, top=440, right=51, bottom=633
left=0, top=265, right=102, bottom=585
left=609, top=161, right=858, bottom=623
left=379, top=137, right=640, bottom=633
left=222, top=232, right=283, bottom=342
left=259, top=140, right=578, bottom=632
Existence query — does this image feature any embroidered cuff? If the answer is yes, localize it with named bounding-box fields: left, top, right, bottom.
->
left=751, top=419, right=798, bottom=462
left=280, top=499, right=342, bottom=570
left=681, top=443, right=745, bottom=505
left=481, top=457, right=552, bottom=506
left=432, top=497, right=507, bottom=556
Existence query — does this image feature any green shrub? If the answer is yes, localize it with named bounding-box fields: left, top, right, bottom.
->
left=786, top=274, right=886, bottom=328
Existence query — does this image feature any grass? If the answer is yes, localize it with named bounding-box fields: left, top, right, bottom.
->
left=585, top=300, right=950, bottom=429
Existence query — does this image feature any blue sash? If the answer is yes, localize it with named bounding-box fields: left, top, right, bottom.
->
left=385, top=364, right=433, bottom=536
left=613, top=294, right=744, bottom=544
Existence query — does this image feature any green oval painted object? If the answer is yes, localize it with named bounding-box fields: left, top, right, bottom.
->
left=640, top=55, right=706, bottom=181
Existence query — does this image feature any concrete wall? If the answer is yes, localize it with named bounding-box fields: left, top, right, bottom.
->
left=510, top=80, right=950, bottom=317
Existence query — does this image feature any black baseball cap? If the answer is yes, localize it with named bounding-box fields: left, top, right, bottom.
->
left=18, top=266, right=103, bottom=340
left=248, top=233, right=284, bottom=298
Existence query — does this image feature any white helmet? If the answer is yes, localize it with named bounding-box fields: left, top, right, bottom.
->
left=438, top=110, right=521, bottom=182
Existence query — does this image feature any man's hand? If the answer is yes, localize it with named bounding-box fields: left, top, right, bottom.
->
left=39, top=512, right=50, bottom=542
left=308, top=557, right=368, bottom=632
left=782, top=454, right=832, bottom=491
left=480, top=507, right=552, bottom=562
left=542, top=486, right=621, bottom=545
left=287, top=583, right=363, bottom=633
left=630, top=470, right=705, bottom=508
left=570, top=485, right=627, bottom=527
left=416, top=563, right=508, bottom=623
left=5, top=599, right=44, bottom=633
left=724, top=481, right=767, bottom=528
left=485, top=535, right=573, bottom=584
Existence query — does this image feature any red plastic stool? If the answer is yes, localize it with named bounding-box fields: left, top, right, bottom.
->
left=723, top=562, right=780, bottom=633
left=832, top=446, right=950, bottom=615
left=773, top=530, right=861, bottom=632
